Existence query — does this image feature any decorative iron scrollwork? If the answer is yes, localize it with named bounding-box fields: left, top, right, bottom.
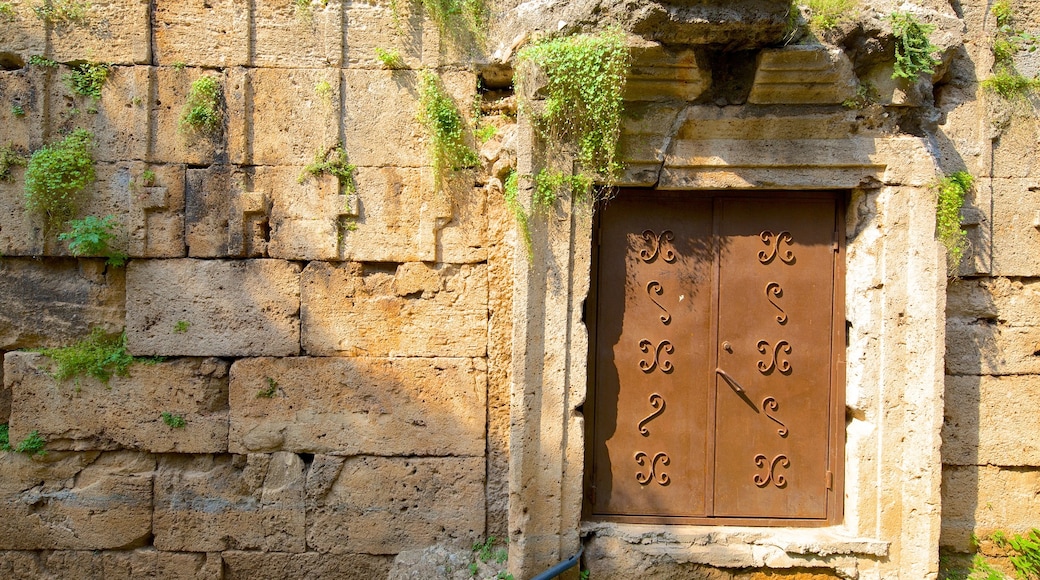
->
left=637, top=393, right=666, bottom=436
left=765, top=282, right=788, bottom=324
left=639, top=339, right=674, bottom=373
left=646, top=281, right=672, bottom=325
left=762, top=397, right=789, bottom=437
left=756, top=340, right=792, bottom=374
left=753, top=453, right=790, bottom=488
left=635, top=451, right=671, bottom=486
left=639, top=230, right=677, bottom=264
left=758, top=231, right=795, bottom=265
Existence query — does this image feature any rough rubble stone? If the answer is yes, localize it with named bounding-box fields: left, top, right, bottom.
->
left=229, top=356, right=486, bottom=456
left=153, top=453, right=305, bottom=553
left=306, top=455, right=485, bottom=555
left=6, top=352, right=228, bottom=453
left=301, top=261, right=488, bottom=357
left=126, top=259, right=301, bottom=357
left=0, top=451, right=153, bottom=550
left=0, top=258, right=125, bottom=351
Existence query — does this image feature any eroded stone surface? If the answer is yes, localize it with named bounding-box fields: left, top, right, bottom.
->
left=940, top=465, right=1040, bottom=552
left=229, top=356, right=486, bottom=456
left=0, top=549, right=222, bottom=580
left=154, top=453, right=305, bottom=552
left=7, top=352, right=228, bottom=453
left=153, top=0, right=249, bottom=67
left=0, top=451, right=153, bottom=550
left=222, top=550, right=393, bottom=579
left=306, top=455, right=485, bottom=554
left=943, top=374, right=1040, bottom=466
left=46, top=0, right=150, bottom=64
left=126, top=259, right=301, bottom=357
left=301, top=261, right=487, bottom=357
left=253, top=0, right=342, bottom=68
left=0, top=258, right=125, bottom=351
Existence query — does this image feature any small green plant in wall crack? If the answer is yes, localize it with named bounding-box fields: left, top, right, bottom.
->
left=257, top=377, right=279, bottom=398
left=375, top=47, right=406, bottom=70
left=173, top=320, right=190, bottom=333
left=0, top=143, right=27, bottom=181
left=38, top=327, right=148, bottom=385
left=983, top=2, right=1040, bottom=101
left=417, top=70, right=479, bottom=193
left=299, top=144, right=357, bottom=194
left=889, top=11, right=941, bottom=80
left=180, top=75, right=223, bottom=136
left=64, top=61, right=110, bottom=100
left=58, top=214, right=127, bottom=266
left=161, top=412, right=187, bottom=429
left=1, top=426, right=47, bottom=456
left=24, top=128, right=95, bottom=230
left=934, top=170, right=974, bottom=271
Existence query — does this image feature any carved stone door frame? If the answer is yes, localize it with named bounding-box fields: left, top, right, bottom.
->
left=506, top=112, right=948, bottom=578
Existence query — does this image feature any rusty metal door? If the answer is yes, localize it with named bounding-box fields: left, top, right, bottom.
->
left=587, top=191, right=843, bottom=524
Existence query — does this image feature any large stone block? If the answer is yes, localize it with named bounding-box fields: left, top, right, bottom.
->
left=748, top=46, right=857, bottom=105
left=229, top=356, right=486, bottom=455
left=992, top=112, right=1040, bottom=179
left=222, top=551, right=393, bottom=579
left=301, top=261, right=487, bottom=357
left=0, top=67, right=46, bottom=152
left=940, top=465, right=1040, bottom=552
left=342, top=0, right=423, bottom=70
left=0, top=1, right=46, bottom=57
left=253, top=0, right=342, bottom=67
left=266, top=167, right=350, bottom=261
left=0, top=549, right=222, bottom=580
left=185, top=165, right=269, bottom=258
left=306, top=455, right=485, bottom=554
left=0, top=161, right=185, bottom=258
left=943, top=374, right=1040, bottom=466
left=0, top=258, right=125, bottom=351
left=991, top=178, right=1040, bottom=276
left=47, top=65, right=150, bottom=162
left=343, top=70, right=476, bottom=167
left=126, top=259, right=301, bottom=357
left=945, top=320, right=1040, bottom=376
left=46, top=0, right=150, bottom=64
left=240, top=68, right=341, bottom=166
left=6, top=352, right=229, bottom=453
left=153, top=0, right=249, bottom=67
left=947, top=277, right=1040, bottom=327
left=0, top=451, right=153, bottom=550
left=149, top=67, right=233, bottom=166
left=154, top=453, right=305, bottom=552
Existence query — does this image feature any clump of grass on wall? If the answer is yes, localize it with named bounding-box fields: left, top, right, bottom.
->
left=934, top=171, right=974, bottom=270
left=24, top=128, right=95, bottom=230
left=179, top=75, right=222, bottom=136
left=39, top=327, right=137, bottom=384
left=417, top=70, right=478, bottom=192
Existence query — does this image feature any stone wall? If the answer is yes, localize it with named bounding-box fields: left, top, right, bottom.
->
left=1, top=0, right=1039, bottom=578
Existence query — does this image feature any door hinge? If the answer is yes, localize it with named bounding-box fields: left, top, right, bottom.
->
left=826, top=470, right=834, bottom=490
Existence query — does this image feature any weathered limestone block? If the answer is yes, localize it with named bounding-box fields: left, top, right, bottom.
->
left=253, top=0, right=342, bottom=67
left=0, top=258, right=125, bottom=350
left=126, top=259, right=301, bottom=356
left=6, top=352, right=229, bottom=453
left=0, top=549, right=222, bottom=580
left=343, top=70, right=476, bottom=167
left=239, top=68, right=341, bottom=166
left=154, top=453, right=305, bottom=552
left=290, top=166, right=484, bottom=263
left=149, top=67, right=232, bottom=166
left=626, top=44, right=708, bottom=102
left=265, top=167, right=354, bottom=261
left=947, top=277, right=1040, bottom=327
left=301, top=261, right=487, bottom=357
left=185, top=165, right=269, bottom=258
left=748, top=46, right=857, bottom=105
left=0, top=451, right=153, bottom=550
left=47, top=65, right=150, bottom=162
left=343, top=0, right=422, bottom=69
left=0, top=162, right=183, bottom=258
left=992, top=178, right=1040, bottom=276
left=46, top=0, right=150, bottom=64
left=153, top=0, right=249, bottom=67
left=946, top=318, right=1040, bottom=376
left=222, top=551, right=392, bottom=579
left=0, top=2, right=45, bottom=57
left=0, top=67, right=46, bottom=152
left=992, top=113, right=1039, bottom=179
left=940, top=465, right=1040, bottom=552
left=618, top=102, right=684, bottom=186
left=943, top=374, right=1040, bottom=466
left=229, top=356, right=486, bottom=455
left=306, top=455, right=485, bottom=554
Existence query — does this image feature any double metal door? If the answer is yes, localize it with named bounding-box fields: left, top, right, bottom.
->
left=587, top=191, right=844, bottom=524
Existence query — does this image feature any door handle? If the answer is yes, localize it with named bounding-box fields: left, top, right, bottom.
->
left=715, top=368, right=745, bottom=394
